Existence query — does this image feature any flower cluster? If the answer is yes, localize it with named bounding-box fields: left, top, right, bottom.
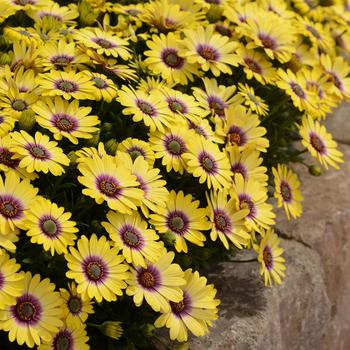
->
left=0, top=0, right=348, bottom=348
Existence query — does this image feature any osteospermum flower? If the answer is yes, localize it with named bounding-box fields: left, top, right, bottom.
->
left=149, top=190, right=210, bottom=253
left=155, top=269, right=220, bottom=342
left=206, top=190, right=250, bottom=250
left=0, top=250, right=24, bottom=308
left=60, top=282, right=94, bottom=328
left=36, top=70, right=95, bottom=100
left=144, top=32, right=198, bottom=85
left=66, top=234, right=129, bottom=302
left=237, top=83, right=269, bottom=116
left=10, top=131, right=70, bottom=176
left=255, top=229, right=286, bottom=286
left=84, top=72, right=118, bottom=103
left=102, top=210, right=164, bottom=267
left=38, top=325, right=89, bottom=350
left=183, top=136, right=232, bottom=191
left=32, top=97, right=100, bottom=144
left=0, top=272, right=63, bottom=348
left=126, top=250, right=185, bottom=312
left=184, top=25, right=239, bottom=77
left=0, top=171, right=38, bottom=232
left=24, top=197, right=78, bottom=255
left=77, top=154, right=143, bottom=214
left=299, top=115, right=343, bottom=169
left=272, top=164, right=303, bottom=220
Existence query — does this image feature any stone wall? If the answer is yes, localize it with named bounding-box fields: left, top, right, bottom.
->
left=189, top=103, right=350, bottom=350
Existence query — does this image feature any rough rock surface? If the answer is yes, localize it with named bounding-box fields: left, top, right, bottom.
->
left=189, top=103, right=350, bottom=350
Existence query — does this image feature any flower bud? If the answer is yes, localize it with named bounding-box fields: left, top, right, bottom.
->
left=0, top=53, right=11, bottom=65
left=79, top=0, right=100, bottom=26
left=207, top=5, right=223, bottom=23
left=175, top=343, right=189, bottom=350
left=68, top=151, right=79, bottom=165
left=99, top=321, right=123, bottom=340
left=101, top=122, right=113, bottom=132
left=18, top=109, right=36, bottom=131
left=162, top=232, right=176, bottom=246
left=308, top=165, right=322, bottom=176
left=86, top=130, right=100, bottom=146
left=0, top=35, right=10, bottom=48
left=142, top=323, right=156, bottom=337
left=105, top=139, right=118, bottom=155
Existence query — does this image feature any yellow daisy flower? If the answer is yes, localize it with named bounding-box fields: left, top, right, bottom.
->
left=60, top=282, right=94, bottom=328
left=0, top=250, right=24, bottom=308
left=102, top=210, right=164, bottom=267
left=154, top=269, right=220, bottom=342
left=126, top=250, right=185, bottom=312
left=32, top=97, right=100, bottom=145
left=184, top=25, right=238, bottom=77
left=206, top=190, right=250, bottom=250
left=183, top=136, right=232, bottom=191
left=77, top=154, right=143, bottom=214
left=23, top=196, right=78, bottom=255
left=144, top=32, right=198, bottom=85
left=84, top=71, right=118, bottom=103
left=299, top=115, right=343, bottom=170
left=36, top=70, right=96, bottom=100
left=255, top=228, right=286, bottom=286
left=0, top=111, right=16, bottom=136
left=186, top=118, right=223, bottom=144
left=66, top=234, right=129, bottom=302
left=0, top=226, right=20, bottom=252
left=272, top=164, right=303, bottom=220
left=149, top=190, right=210, bottom=253
left=237, top=83, right=269, bottom=117
left=10, top=130, right=70, bottom=176
left=0, top=271, right=63, bottom=348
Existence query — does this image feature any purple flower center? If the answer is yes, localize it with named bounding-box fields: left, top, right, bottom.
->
left=39, top=215, right=61, bottom=238
left=39, top=12, right=63, bottom=21
left=189, top=122, right=208, bottom=138
left=50, top=55, right=74, bottom=66
left=309, top=132, right=326, bottom=154
left=280, top=181, right=292, bottom=202
left=12, top=293, right=42, bottom=325
left=83, top=256, right=108, bottom=283
left=231, top=162, right=248, bottom=179
left=52, top=329, right=73, bottom=350
left=258, top=33, right=277, bottom=50
left=120, top=224, right=143, bottom=248
left=137, top=265, right=161, bottom=289
left=214, top=209, right=231, bottom=234
left=92, top=77, right=108, bottom=89
left=263, top=246, right=274, bottom=270
left=13, top=0, right=35, bottom=5
left=55, top=79, right=78, bottom=93
left=0, top=147, right=19, bottom=168
left=167, top=211, right=189, bottom=235
left=244, top=57, right=262, bottom=74
left=205, top=0, right=221, bottom=3
left=0, top=271, right=4, bottom=289
left=329, top=72, right=343, bottom=91
left=52, top=113, right=77, bottom=132
left=11, top=99, right=28, bottom=112
left=170, top=292, right=192, bottom=317
left=306, top=25, right=321, bottom=39
left=0, top=195, right=23, bottom=219
left=136, top=100, right=156, bottom=116
left=27, top=144, right=49, bottom=160
left=167, top=98, right=187, bottom=114
left=238, top=194, right=256, bottom=219
left=227, top=126, right=247, bottom=146
left=96, top=175, right=121, bottom=198
left=93, top=38, right=116, bottom=49
left=67, top=296, right=82, bottom=315
left=198, top=152, right=218, bottom=174
left=290, top=82, right=306, bottom=99
left=165, top=135, right=186, bottom=156
left=161, top=48, right=185, bottom=69
left=207, top=96, right=227, bottom=117
left=128, top=146, right=145, bottom=161
left=196, top=44, right=220, bottom=61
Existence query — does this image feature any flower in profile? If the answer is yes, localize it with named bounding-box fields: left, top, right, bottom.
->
left=237, top=83, right=269, bottom=116
left=24, top=196, right=78, bottom=255
left=0, top=250, right=24, bottom=308
left=60, top=282, right=94, bottom=328
left=272, top=164, right=303, bottom=220
left=0, top=171, right=38, bottom=232
left=299, top=115, right=343, bottom=169
left=0, top=271, right=63, bottom=348
left=66, top=234, right=129, bottom=302
left=37, top=70, right=95, bottom=100
left=126, top=250, right=185, bottom=312
left=10, top=130, right=70, bottom=176
left=184, top=25, right=238, bottom=77
left=150, top=190, right=210, bottom=253
left=98, top=321, right=123, bottom=340
left=206, top=190, right=250, bottom=250
left=154, top=269, right=220, bottom=342
left=32, top=97, right=100, bottom=145
left=145, top=32, right=198, bottom=85
left=183, top=136, right=232, bottom=191
left=37, top=325, right=89, bottom=350
left=102, top=210, right=164, bottom=267
left=77, top=154, right=143, bottom=214
left=255, top=228, right=286, bottom=286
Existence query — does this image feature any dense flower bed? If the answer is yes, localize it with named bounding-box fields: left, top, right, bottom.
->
left=0, top=0, right=349, bottom=349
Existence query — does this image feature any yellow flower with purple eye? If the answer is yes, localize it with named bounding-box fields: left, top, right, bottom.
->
left=10, top=130, right=70, bottom=176
left=237, top=83, right=269, bottom=117
left=144, top=32, right=198, bottom=85
left=183, top=135, right=232, bottom=191
left=149, top=190, right=210, bottom=253
left=299, top=115, right=343, bottom=170
left=206, top=190, right=250, bottom=250
left=77, top=154, right=144, bottom=214
left=187, top=118, right=223, bottom=144
left=65, top=234, right=129, bottom=303
left=84, top=71, right=118, bottom=103
left=23, top=196, right=78, bottom=256
left=60, top=282, right=94, bottom=328
left=154, top=269, right=220, bottom=342
left=0, top=171, right=38, bottom=233
left=126, top=250, right=185, bottom=312
left=117, top=85, right=173, bottom=132
left=0, top=249, right=24, bottom=309
left=184, top=25, right=239, bottom=77
left=102, top=210, right=164, bottom=267
left=37, top=325, right=90, bottom=350
left=36, top=70, right=96, bottom=100
left=0, top=271, right=63, bottom=348
left=32, top=97, right=100, bottom=145
left=255, top=228, right=286, bottom=287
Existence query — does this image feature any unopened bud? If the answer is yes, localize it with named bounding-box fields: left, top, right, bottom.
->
left=162, top=232, right=176, bottom=246
left=79, top=0, right=99, bottom=26
left=101, top=122, right=113, bottom=132
left=68, top=151, right=79, bottom=165
left=308, top=165, right=322, bottom=176
left=142, top=323, right=156, bottom=337
left=105, top=139, right=118, bottom=155
left=207, top=5, right=223, bottom=23
left=0, top=53, right=11, bottom=65
left=99, top=321, right=123, bottom=340
left=18, top=109, right=36, bottom=131
left=86, top=130, right=100, bottom=146
left=0, top=35, right=10, bottom=48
